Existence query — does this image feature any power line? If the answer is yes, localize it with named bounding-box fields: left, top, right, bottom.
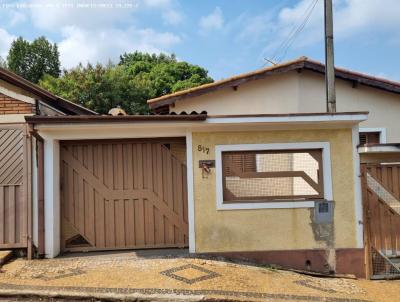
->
left=276, top=0, right=319, bottom=63
left=264, top=0, right=319, bottom=65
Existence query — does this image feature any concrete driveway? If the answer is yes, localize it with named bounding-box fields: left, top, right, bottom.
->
left=0, top=249, right=398, bottom=301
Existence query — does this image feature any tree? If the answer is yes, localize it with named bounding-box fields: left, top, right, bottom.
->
left=120, top=52, right=213, bottom=97
left=40, top=52, right=213, bottom=114
left=7, top=36, right=61, bottom=83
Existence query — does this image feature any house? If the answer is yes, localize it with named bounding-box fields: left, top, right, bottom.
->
left=26, top=112, right=367, bottom=277
left=0, top=67, right=95, bottom=258
left=146, top=57, right=400, bottom=278
left=149, top=57, right=400, bottom=163
left=24, top=59, right=381, bottom=279
left=1, top=57, right=397, bottom=279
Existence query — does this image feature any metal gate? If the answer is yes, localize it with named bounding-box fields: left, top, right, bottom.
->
left=0, top=124, right=30, bottom=251
left=60, top=139, right=189, bottom=252
left=361, top=163, right=400, bottom=278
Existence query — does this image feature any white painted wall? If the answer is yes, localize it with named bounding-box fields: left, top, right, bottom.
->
left=44, top=138, right=60, bottom=258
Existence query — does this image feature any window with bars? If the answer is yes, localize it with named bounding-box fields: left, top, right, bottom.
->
left=221, top=149, right=324, bottom=203
left=359, top=132, right=380, bottom=145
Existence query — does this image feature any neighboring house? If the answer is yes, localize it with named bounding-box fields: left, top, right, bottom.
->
left=0, top=67, right=95, bottom=258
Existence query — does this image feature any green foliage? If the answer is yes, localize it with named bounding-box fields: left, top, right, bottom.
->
left=120, top=52, right=213, bottom=97
left=7, top=36, right=60, bottom=83
left=40, top=51, right=213, bottom=114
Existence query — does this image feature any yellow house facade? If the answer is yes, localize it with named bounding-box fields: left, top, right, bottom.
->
left=28, top=57, right=400, bottom=279
left=190, top=123, right=366, bottom=277
left=27, top=111, right=367, bottom=278
left=145, top=57, right=400, bottom=278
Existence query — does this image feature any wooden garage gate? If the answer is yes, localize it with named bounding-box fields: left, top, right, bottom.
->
left=60, top=139, right=189, bottom=252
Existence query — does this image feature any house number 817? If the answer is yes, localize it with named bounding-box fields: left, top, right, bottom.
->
left=197, top=145, right=210, bottom=154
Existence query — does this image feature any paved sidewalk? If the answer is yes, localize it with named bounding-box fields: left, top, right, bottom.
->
left=0, top=250, right=398, bottom=301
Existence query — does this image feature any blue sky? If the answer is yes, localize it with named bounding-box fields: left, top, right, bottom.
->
left=1, top=0, right=400, bottom=81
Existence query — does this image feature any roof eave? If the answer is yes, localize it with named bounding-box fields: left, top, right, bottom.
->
left=25, top=113, right=208, bottom=124
left=26, top=111, right=367, bottom=126
left=302, top=61, right=400, bottom=95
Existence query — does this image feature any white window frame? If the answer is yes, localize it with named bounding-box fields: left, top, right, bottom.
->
left=215, top=142, right=333, bottom=210
left=359, top=127, right=387, bottom=144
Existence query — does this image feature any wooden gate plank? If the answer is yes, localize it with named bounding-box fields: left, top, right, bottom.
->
left=145, top=199, right=155, bottom=245
left=94, top=190, right=105, bottom=248
left=393, top=167, right=400, bottom=200
left=124, top=144, right=133, bottom=190
left=136, top=144, right=144, bottom=189
left=125, top=199, right=135, bottom=246
left=115, top=199, right=126, bottom=247
left=77, top=176, right=85, bottom=235
left=8, top=186, right=15, bottom=244
left=105, top=199, right=115, bottom=247
left=85, top=185, right=96, bottom=244
left=0, top=186, right=4, bottom=244
left=134, top=199, right=145, bottom=245
left=156, top=144, right=164, bottom=200
left=68, top=165, right=75, bottom=225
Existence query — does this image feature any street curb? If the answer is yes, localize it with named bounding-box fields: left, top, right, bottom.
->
left=0, top=288, right=206, bottom=301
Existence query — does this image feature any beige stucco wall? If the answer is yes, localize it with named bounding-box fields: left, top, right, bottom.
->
left=173, top=72, right=300, bottom=115
left=299, top=70, right=400, bottom=143
left=173, top=70, right=400, bottom=143
left=192, top=128, right=356, bottom=253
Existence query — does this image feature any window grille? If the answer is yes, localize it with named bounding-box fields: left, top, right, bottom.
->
left=222, top=149, right=324, bottom=202
left=359, top=132, right=380, bottom=145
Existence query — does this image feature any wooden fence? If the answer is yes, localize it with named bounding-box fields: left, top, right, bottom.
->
left=362, top=163, right=400, bottom=277
left=0, top=124, right=31, bottom=256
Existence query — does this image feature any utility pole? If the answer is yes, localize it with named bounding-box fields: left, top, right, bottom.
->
left=324, top=0, right=336, bottom=112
